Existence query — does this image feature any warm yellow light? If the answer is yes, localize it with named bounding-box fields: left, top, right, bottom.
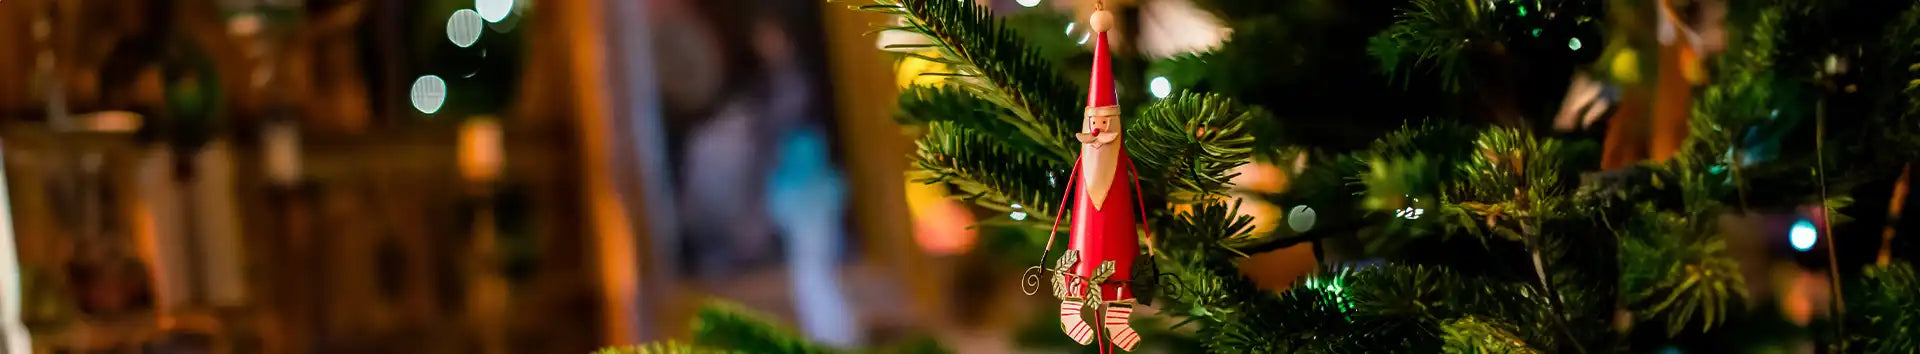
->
left=905, top=180, right=977, bottom=255
left=71, top=111, right=143, bottom=133
left=459, top=118, right=504, bottom=183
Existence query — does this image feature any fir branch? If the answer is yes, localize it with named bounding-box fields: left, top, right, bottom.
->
left=1162, top=261, right=1570, bottom=353
left=1128, top=92, right=1270, bottom=202
left=1368, top=0, right=1499, bottom=92
left=860, top=0, right=1083, bottom=161
left=912, top=122, right=1069, bottom=220
left=1158, top=200, right=1332, bottom=352
left=1441, top=317, right=1543, bottom=354
left=1357, top=125, right=1567, bottom=247
left=1453, top=128, right=1567, bottom=215
left=691, top=303, right=840, bottom=354
left=1848, top=261, right=1920, bottom=354
left=1617, top=207, right=1748, bottom=337
left=896, top=85, right=1053, bottom=154
left=895, top=85, right=1004, bottom=126
left=1354, top=121, right=1481, bottom=214
left=1160, top=199, right=1260, bottom=255
left=1366, top=120, right=1483, bottom=163
left=594, top=342, right=724, bottom=354
left=1162, top=262, right=1349, bottom=352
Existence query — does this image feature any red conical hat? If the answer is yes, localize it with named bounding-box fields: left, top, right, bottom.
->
left=1086, top=10, right=1117, bottom=109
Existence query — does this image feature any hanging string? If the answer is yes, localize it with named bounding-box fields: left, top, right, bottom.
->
left=1815, top=99, right=1847, bottom=349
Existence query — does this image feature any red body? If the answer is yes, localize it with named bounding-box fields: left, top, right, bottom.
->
left=1068, top=30, right=1137, bottom=301
left=1069, top=152, right=1137, bottom=300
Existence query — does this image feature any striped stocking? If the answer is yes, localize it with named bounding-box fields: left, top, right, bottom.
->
left=1104, top=302, right=1139, bottom=351
left=1058, top=280, right=1095, bottom=345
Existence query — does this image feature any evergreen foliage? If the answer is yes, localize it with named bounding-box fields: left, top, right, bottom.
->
left=600, top=302, right=950, bottom=354
left=1849, top=261, right=1920, bottom=354
left=860, top=0, right=1920, bottom=351
left=621, top=0, right=1920, bottom=352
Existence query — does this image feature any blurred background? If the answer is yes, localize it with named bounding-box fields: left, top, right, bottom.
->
left=0, top=0, right=1901, bottom=353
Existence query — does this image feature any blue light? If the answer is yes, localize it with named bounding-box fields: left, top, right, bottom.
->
left=1790, top=219, right=1818, bottom=251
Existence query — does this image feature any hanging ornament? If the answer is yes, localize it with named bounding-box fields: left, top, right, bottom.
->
left=1020, top=4, right=1152, bottom=352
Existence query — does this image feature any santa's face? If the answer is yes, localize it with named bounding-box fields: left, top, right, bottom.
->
left=1085, top=115, right=1116, bottom=135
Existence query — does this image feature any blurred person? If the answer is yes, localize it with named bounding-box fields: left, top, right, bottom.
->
left=767, top=127, right=859, bottom=346
left=756, top=13, right=861, bottom=345
left=663, top=0, right=781, bottom=278
left=662, top=1, right=861, bottom=344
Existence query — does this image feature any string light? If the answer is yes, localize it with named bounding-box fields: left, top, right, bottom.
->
left=1569, top=37, right=1584, bottom=51
left=1017, top=0, right=1042, bottom=7
left=1010, top=203, right=1029, bottom=221
left=1149, top=76, right=1171, bottom=98
left=1790, top=219, right=1817, bottom=252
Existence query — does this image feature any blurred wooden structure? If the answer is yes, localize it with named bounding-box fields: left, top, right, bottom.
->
left=0, top=0, right=643, bottom=352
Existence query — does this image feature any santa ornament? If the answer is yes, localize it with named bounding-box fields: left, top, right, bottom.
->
left=1020, top=5, right=1154, bottom=352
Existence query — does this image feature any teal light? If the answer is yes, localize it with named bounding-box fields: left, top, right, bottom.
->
left=1569, top=37, right=1584, bottom=51
left=1531, top=28, right=1542, bottom=37
left=1791, top=219, right=1817, bottom=251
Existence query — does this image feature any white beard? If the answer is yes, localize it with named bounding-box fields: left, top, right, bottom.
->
left=1080, top=137, right=1121, bottom=210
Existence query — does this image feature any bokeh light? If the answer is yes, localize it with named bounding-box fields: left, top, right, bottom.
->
left=476, top=0, right=515, bottom=23
left=1149, top=76, right=1171, bottom=98
left=1790, top=219, right=1817, bottom=251
left=447, top=9, right=484, bottom=47
left=410, top=75, right=448, bottom=114
left=1288, top=205, right=1316, bottom=233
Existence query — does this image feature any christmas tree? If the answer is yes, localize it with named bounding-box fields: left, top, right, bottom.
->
left=613, top=0, right=1920, bottom=352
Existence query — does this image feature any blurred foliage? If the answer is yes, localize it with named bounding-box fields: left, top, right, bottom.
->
left=592, top=342, right=720, bottom=354
left=689, top=303, right=840, bottom=354
left=1618, top=207, right=1747, bottom=337
left=1848, top=261, right=1920, bottom=354
left=611, top=302, right=951, bottom=354
left=1366, top=0, right=1498, bottom=92
left=1441, top=317, right=1542, bottom=354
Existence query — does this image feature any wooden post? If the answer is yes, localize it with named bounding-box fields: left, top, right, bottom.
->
left=820, top=0, right=922, bottom=323
left=548, top=0, right=658, bottom=345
